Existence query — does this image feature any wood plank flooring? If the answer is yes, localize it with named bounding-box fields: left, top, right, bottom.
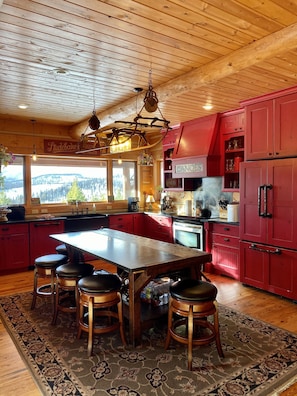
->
left=0, top=264, right=297, bottom=396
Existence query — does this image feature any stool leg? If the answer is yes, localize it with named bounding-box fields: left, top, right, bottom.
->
left=188, top=305, right=194, bottom=371
left=77, top=296, right=83, bottom=340
left=52, top=279, right=59, bottom=325
left=165, top=297, right=173, bottom=350
left=31, top=268, right=38, bottom=310
left=88, top=297, right=94, bottom=357
left=214, top=302, right=224, bottom=358
left=117, top=294, right=127, bottom=346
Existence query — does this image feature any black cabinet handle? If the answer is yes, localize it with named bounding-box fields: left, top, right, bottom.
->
left=249, top=243, right=281, bottom=255
left=264, top=184, right=272, bottom=218
left=258, top=185, right=265, bottom=217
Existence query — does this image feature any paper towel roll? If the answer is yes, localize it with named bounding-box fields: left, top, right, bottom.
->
left=227, top=203, right=239, bottom=222
left=185, top=200, right=192, bottom=216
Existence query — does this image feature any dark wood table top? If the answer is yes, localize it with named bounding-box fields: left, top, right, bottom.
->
left=50, top=228, right=212, bottom=273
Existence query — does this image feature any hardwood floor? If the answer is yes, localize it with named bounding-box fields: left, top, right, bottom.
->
left=1, top=264, right=297, bottom=396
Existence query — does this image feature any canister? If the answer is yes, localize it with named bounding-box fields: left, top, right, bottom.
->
left=227, top=203, right=239, bottom=222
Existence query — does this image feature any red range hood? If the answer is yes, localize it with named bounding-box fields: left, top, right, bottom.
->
left=172, top=113, right=221, bottom=178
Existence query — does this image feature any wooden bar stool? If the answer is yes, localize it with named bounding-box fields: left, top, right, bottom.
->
left=31, top=253, right=68, bottom=310
left=77, top=273, right=127, bottom=356
left=52, top=262, right=94, bottom=325
left=165, top=278, right=224, bottom=370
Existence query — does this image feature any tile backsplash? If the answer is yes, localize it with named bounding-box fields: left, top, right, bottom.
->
left=163, top=177, right=237, bottom=218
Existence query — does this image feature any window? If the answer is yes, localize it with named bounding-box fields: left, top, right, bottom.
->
left=0, top=156, right=25, bottom=205
left=31, top=157, right=108, bottom=203
left=112, top=160, right=137, bottom=200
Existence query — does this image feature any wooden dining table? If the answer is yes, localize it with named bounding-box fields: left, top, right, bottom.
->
left=50, top=228, right=212, bottom=346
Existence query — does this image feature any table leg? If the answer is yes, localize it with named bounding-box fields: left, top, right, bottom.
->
left=128, top=271, right=150, bottom=347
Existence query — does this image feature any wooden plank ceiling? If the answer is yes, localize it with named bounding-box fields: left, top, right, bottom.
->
left=1, top=0, right=297, bottom=141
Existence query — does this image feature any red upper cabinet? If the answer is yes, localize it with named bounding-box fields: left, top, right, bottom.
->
left=219, top=110, right=245, bottom=134
left=243, top=89, right=297, bottom=160
left=219, top=109, right=245, bottom=191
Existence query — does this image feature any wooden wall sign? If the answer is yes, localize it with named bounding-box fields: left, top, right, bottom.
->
left=44, top=139, right=79, bottom=154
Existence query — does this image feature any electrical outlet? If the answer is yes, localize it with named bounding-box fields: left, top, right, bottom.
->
left=107, top=205, right=112, bottom=210
left=41, top=208, right=48, bottom=213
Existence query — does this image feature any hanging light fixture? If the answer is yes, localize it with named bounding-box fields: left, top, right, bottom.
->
left=31, top=119, right=37, bottom=161
left=143, top=68, right=158, bottom=113
left=77, top=69, right=170, bottom=155
left=88, top=89, right=100, bottom=130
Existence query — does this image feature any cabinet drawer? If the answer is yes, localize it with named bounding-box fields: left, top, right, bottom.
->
left=0, top=223, right=28, bottom=235
left=213, top=234, right=239, bottom=247
left=212, top=223, right=239, bottom=237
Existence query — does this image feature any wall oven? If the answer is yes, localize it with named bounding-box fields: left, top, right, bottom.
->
left=172, top=218, right=204, bottom=251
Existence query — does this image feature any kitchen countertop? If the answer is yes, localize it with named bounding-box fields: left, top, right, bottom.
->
left=1, top=211, right=239, bottom=225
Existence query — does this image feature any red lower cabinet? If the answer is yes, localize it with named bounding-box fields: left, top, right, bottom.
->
left=0, top=223, right=30, bottom=272
left=240, top=241, right=297, bottom=300
left=144, top=213, right=173, bottom=243
left=29, top=220, right=65, bottom=263
left=211, top=223, right=240, bottom=280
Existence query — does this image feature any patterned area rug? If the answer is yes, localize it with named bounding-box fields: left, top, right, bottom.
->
left=1, top=292, right=297, bottom=396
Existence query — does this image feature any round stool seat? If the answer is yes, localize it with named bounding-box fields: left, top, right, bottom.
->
left=170, top=279, right=217, bottom=302
left=56, top=244, right=68, bottom=256
left=56, top=263, right=94, bottom=278
left=78, top=273, right=122, bottom=293
left=35, top=253, right=68, bottom=268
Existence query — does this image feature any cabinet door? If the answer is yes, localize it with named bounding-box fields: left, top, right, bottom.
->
left=240, top=159, right=297, bottom=249
left=240, top=161, right=267, bottom=243
left=0, top=223, right=29, bottom=271
left=245, top=100, right=273, bottom=160
left=274, top=93, right=297, bottom=158
left=212, top=237, right=239, bottom=279
left=132, top=213, right=144, bottom=236
left=29, top=220, right=65, bottom=261
left=266, top=159, right=297, bottom=249
left=109, top=215, right=134, bottom=234
left=145, top=214, right=173, bottom=243
left=219, top=110, right=244, bottom=134
left=240, top=241, right=297, bottom=300
left=240, top=241, right=266, bottom=289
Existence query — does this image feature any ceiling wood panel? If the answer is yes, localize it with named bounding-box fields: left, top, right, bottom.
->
left=1, top=0, right=297, bottom=141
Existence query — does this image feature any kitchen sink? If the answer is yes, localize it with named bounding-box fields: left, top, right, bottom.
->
left=64, top=213, right=109, bottom=232
left=65, top=213, right=108, bottom=219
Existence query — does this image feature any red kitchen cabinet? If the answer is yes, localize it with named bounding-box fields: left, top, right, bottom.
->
left=240, top=241, right=297, bottom=300
left=29, top=220, right=65, bottom=263
left=211, top=223, right=240, bottom=280
left=219, top=109, right=245, bottom=134
left=240, top=159, right=297, bottom=250
left=132, top=213, right=144, bottom=236
left=144, top=213, right=173, bottom=243
left=220, top=109, right=245, bottom=192
left=244, top=91, right=297, bottom=160
left=109, top=214, right=134, bottom=234
left=0, top=223, right=30, bottom=272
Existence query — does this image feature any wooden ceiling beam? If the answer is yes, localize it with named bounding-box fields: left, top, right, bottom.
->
left=69, top=21, right=297, bottom=139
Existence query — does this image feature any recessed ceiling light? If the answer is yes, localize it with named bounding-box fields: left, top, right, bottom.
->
left=53, top=67, right=69, bottom=75
left=133, top=87, right=143, bottom=93
left=18, top=104, right=29, bottom=109
left=203, top=104, right=213, bottom=110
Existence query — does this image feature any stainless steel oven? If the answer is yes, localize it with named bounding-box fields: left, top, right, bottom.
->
left=172, top=219, right=204, bottom=251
